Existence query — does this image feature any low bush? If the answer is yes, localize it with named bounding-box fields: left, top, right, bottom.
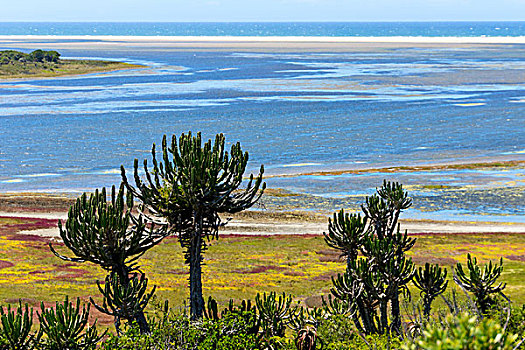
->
left=102, top=306, right=262, bottom=350
left=404, top=312, right=519, bottom=350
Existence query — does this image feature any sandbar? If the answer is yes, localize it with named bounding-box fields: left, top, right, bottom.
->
left=1, top=35, right=525, bottom=52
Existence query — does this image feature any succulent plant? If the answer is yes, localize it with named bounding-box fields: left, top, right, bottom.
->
left=454, top=254, right=506, bottom=314
left=0, top=301, right=41, bottom=350
left=413, top=263, right=448, bottom=317
left=122, top=132, right=265, bottom=320
left=327, top=181, right=416, bottom=336
left=50, top=184, right=166, bottom=332
left=38, top=297, right=105, bottom=350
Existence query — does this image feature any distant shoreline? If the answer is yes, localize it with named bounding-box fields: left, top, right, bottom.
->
left=2, top=35, right=525, bottom=44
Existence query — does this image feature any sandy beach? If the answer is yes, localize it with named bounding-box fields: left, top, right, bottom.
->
left=1, top=35, right=525, bottom=52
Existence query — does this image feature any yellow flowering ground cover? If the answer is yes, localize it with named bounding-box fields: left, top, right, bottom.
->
left=0, top=216, right=524, bottom=327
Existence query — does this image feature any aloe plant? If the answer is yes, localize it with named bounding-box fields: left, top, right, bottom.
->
left=0, top=301, right=41, bottom=350
left=454, top=254, right=506, bottom=314
left=38, top=297, right=105, bottom=350
left=413, top=263, right=448, bottom=318
left=122, top=132, right=265, bottom=320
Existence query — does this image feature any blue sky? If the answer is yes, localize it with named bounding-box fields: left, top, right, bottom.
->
left=1, top=0, right=524, bottom=22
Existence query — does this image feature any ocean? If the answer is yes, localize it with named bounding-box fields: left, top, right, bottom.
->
left=0, top=22, right=525, bottom=37
left=0, top=22, right=524, bottom=222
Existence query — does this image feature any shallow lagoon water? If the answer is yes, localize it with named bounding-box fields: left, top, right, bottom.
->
left=0, top=44, right=523, bottom=222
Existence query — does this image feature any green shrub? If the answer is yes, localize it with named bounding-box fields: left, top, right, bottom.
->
left=102, top=308, right=262, bottom=350
left=506, top=304, right=525, bottom=337
left=404, top=312, right=519, bottom=350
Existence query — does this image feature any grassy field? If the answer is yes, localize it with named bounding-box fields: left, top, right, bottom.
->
left=0, top=216, right=524, bottom=326
left=0, top=59, right=142, bottom=79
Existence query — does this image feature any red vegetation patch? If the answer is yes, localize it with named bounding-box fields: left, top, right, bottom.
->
left=47, top=266, right=91, bottom=281
left=4, top=298, right=38, bottom=306
left=283, top=270, right=305, bottom=276
left=312, top=272, right=338, bottom=281
left=411, top=256, right=457, bottom=266
left=220, top=234, right=320, bottom=239
left=234, top=265, right=286, bottom=274
left=7, top=234, right=49, bottom=243
left=410, top=231, right=525, bottom=237
left=0, top=260, right=14, bottom=269
left=316, top=249, right=342, bottom=263
left=506, top=255, right=525, bottom=262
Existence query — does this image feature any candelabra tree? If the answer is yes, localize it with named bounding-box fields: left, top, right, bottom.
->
left=328, top=181, right=416, bottom=336
left=50, top=185, right=167, bottom=333
left=454, top=254, right=506, bottom=315
left=121, top=132, right=265, bottom=320
left=413, top=263, right=448, bottom=318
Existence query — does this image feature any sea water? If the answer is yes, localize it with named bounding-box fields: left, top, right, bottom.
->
left=0, top=21, right=525, bottom=37
left=0, top=23, right=524, bottom=222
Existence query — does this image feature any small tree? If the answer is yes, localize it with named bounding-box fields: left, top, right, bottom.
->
left=50, top=185, right=167, bottom=332
left=43, top=50, right=60, bottom=63
left=454, top=254, right=506, bottom=315
left=413, top=263, right=448, bottom=318
left=328, top=181, right=416, bottom=335
left=28, top=50, right=45, bottom=63
left=121, top=131, right=265, bottom=320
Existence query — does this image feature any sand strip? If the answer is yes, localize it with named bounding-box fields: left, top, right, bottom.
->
left=2, top=35, right=525, bottom=52
left=2, top=211, right=524, bottom=238
left=1, top=35, right=525, bottom=44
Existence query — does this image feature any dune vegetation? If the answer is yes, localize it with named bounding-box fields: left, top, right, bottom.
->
left=0, top=49, right=142, bottom=79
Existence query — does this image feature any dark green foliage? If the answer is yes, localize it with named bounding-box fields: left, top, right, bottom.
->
left=413, top=263, right=448, bottom=318
left=0, top=302, right=41, bottom=350
left=255, top=292, right=293, bottom=338
left=44, top=50, right=60, bottom=63
left=289, top=306, right=325, bottom=332
left=506, top=304, right=525, bottom=337
left=0, top=51, right=26, bottom=65
left=328, top=181, right=416, bottom=336
left=454, top=254, right=506, bottom=314
left=51, top=185, right=167, bottom=273
left=0, top=50, right=61, bottom=65
left=50, top=184, right=166, bottom=332
left=122, top=131, right=265, bottom=320
left=28, top=50, right=45, bottom=63
left=38, top=297, right=105, bottom=350
left=101, top=305, right=262, bottom=350
left=92, top=272, right=156, bottom=334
